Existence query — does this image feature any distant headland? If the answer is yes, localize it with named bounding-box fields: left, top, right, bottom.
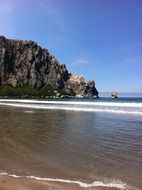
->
left=0, top=36, right=98, bottom=98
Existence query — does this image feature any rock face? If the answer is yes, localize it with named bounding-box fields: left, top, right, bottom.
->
left=111, top=91, right=118, bottom=98
left=0, top=36, right=98, bottom=98
left=65, top=75, right=98, bottom=98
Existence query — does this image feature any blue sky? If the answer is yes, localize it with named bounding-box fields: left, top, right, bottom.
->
left=0, top=0, right=142, bottom=93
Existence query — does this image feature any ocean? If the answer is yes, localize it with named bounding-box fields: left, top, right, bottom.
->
left=0, top=96, right=142, bottom=190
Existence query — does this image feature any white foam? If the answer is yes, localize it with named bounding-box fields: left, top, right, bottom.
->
left=24, top=110, right=35, bottom=113
left=0, top=172, right=128, bottom=189
left=0, top=99, right=142, bottom=108
left=0, top=102, right=142, bottom=115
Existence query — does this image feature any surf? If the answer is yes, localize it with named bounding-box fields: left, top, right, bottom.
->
left=0, top=102, right=142, bottom=115
left=0, top=172, right=128, bottom=189
left=0, top=99, right=142, bottom=108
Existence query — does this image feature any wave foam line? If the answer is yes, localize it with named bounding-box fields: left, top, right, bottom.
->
left=0, top=99, right=142, bottom=108
left=0, top=172, right=128, bottom=189
left=0, top=102, right=142, bottom=115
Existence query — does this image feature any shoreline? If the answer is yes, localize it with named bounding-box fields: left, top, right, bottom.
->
left=0, top=172, right=128, bottom=190
left=0, top=99, right=141, bottom=190
left=0, top=95, right=99, bottom=99
left=0, top=175, right=125, bottom=190
left=0, top=175, right=83, bottom=190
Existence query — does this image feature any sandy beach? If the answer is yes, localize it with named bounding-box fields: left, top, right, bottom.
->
left=0, top=175, right=120, bottom=190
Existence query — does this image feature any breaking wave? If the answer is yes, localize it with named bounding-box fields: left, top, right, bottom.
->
left=0, top=99, right=142, bottom=115
left=0, top=99, right=142, bottom=108
left=0, top=172, right=128, bottom=189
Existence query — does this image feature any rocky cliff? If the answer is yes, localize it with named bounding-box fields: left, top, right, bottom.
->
left=0, top=36, right=98, bottom=98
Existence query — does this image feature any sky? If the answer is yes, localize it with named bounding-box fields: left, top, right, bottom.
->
left=0, top=0, right=142, bottom=93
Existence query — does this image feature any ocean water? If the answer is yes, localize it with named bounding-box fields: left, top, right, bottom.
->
left=0, top=97, right=142, bottom=190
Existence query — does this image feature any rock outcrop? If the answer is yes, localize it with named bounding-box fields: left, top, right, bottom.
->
left=0, top=36, right=98, bottom=98
left=111, top=91, right=118, bottom=98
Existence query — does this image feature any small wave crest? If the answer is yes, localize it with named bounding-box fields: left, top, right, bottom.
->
left=24, top=110, right=35, bottom=113
left=0, top=102, right=142, bottom=115
left=0, top=172, right=128, bottom=189
left=0, top=99, right=142, bottom=108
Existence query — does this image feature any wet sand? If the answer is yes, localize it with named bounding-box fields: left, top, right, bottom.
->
left=0, top=176, right=119, bottom=190
left=0, top=103, right=142, bottom=190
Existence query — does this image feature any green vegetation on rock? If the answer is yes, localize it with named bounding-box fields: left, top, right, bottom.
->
left=0, top=85, right=75, bottom=98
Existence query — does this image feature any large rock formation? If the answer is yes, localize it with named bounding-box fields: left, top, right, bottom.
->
left=0, top=36, right=98, bottom=98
